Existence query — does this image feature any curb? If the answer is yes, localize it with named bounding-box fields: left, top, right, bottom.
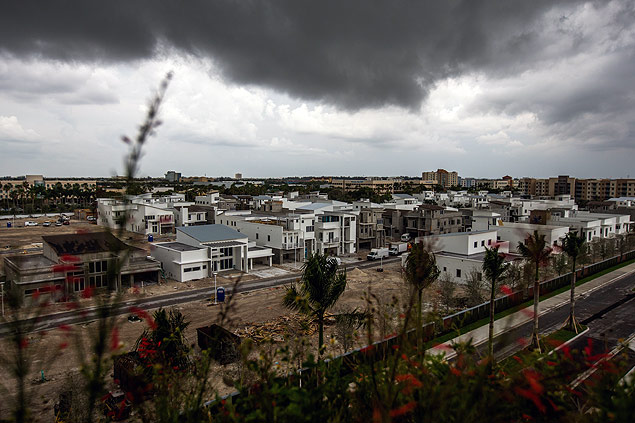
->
left=548, top=327, right=590, bottom=355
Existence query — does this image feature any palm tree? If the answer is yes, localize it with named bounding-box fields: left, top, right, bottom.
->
left=483, top=246, right=509, bottom=366
left=404, top=241, right=440, bottom=354
left=561, top=232, right=585, bottom=333
left=283, top=253, right=347, bottom=354
left=517, top=230, right=552, bottom=351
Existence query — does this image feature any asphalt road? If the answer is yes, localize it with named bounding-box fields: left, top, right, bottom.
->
left=481, top=269, right=635, bottom=361
left=0, top=256, right=400, bottom=336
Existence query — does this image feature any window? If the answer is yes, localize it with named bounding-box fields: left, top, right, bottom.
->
left=203, top=265, right=207, bottom=269
left=184, top=266, right=201, bottom=272
left=256, top=233, right=259, bottom=239
left=474, top=241, right=477, bottom=248
left=488, top=239, right=492, bottom=245
left=443, top=267, right=447, bottom=272
left=268, top=235, right=271, bottom=242
left=481, top=240, right=485, bottom=246
left=456, top=269, right=461, bottom=278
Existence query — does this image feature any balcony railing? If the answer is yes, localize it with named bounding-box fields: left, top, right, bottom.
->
left=282, top=243, right=300, bottom=250
left=322, top=237, right=340, bottom=244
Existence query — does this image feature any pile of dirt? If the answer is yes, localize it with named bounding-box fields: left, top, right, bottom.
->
left=347, top=267, right=368, bottom=280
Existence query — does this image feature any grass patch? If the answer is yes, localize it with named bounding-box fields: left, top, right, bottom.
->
left=426, top=258, right=634, bottom=349
left=541, top=325, right=587, bottom=353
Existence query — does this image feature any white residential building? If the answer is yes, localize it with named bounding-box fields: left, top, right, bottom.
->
left=219, top=212, right=311, bottom=264
left=422, top=230, right=513, bottom=284
left=151, top=224, right=274, bottom=282
left=195, top=192, right=220, bottom=206
left=97, top=198, right=175, bottom=236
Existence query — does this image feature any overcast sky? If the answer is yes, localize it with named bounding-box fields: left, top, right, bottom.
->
left=1, top=0, right=634, bottom=179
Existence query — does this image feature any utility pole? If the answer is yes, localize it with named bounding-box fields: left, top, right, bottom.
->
left=1, top=282, right=4, bottom=316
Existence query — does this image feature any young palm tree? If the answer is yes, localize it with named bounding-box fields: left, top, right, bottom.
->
left=283, top=253, right=347, bottom=354
left=517, top=231, right=552, bottom=351
left=404, top=241, right=440, bottom=354
left=561, top=231, right=585, bottom=333
left=482, top=246, right=509, bottom=367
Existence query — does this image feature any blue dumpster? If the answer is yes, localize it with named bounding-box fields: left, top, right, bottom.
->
left=148, top=234, right=153, bottom=242
left=216, top=287, right=226, bottom=303
left=7, top=222, right=11, bottom=228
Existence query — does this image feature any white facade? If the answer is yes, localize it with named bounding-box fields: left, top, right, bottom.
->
left=97, top=198, right=175, bottom=235
left=151, top=243, right=211, bottom=282
left=195, top=192, right=220, bottom=206
left=473, top=221, right=570, bottom=248
left=425, top=230, right=512, bottom=284
left=315, top=211, right=356, bottom=255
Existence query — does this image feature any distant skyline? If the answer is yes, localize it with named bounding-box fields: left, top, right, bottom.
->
left=1, top=1, right=634, bottom=179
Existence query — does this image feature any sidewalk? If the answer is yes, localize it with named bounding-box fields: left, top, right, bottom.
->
left=429, top=261, right=635, bottom=358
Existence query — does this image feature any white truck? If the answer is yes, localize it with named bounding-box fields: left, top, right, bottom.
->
left=367, top=247, right=389, bottom=261
left=389, top=242, right=408, bottom=256
left=400, top=233, right=411, bottom=242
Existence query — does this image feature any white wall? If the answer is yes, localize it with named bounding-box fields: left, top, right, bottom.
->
left=151, top=244, right=210, bottom=282
left=431, top=230, right=497, bottom=256
left=436, top=255, right=483, bottom=284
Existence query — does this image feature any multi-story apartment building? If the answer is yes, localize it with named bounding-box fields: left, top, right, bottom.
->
left=518, top=175, right=635, bottom=202
left=352, top=200, right=385, bottom=251
left=421, top=169, right=459, bottom=188
left=330, top=178, right=396, bottom=194
left=404, top=204, right=464, bottom=238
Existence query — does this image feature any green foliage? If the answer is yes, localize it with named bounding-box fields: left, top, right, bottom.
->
left=283, top=253, right=347, bottom=353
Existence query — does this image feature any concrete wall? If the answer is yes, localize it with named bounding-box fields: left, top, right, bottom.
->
left=436, top=255, right=483, bottom=284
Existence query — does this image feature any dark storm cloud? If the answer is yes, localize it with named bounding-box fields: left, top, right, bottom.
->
left=1, top=0, right=586, bottom=110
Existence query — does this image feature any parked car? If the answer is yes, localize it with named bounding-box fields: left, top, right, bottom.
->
left=55, top=221, right=63, bottom=226
left=24, top=221, right=38, bottom=227
left=43, top=221, right=51, bottom=227
left=62, top=220, right=70, bottom=225
left=87, top=216, right=96, bottom=221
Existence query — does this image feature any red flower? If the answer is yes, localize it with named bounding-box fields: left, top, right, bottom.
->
left=389, top=401, right=416, bottom=417
left=19, top=338, right=29, bottom=349
left=59, top=342, right=68, bottom=350
left=501, top=285, right=513, bottom=295
left=515, top=387, right=546, bottom=413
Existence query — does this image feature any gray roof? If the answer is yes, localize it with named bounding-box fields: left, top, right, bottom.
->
left=177, top=224, right=247, bottom=242
left=253, top=195, right=272, bottom=200
left=393, top=193, right=414, bottom=199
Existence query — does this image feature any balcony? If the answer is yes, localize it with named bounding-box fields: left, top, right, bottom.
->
left=322, top=237, right=340, bottom=245
left=282, top=243, right=300, bottom=250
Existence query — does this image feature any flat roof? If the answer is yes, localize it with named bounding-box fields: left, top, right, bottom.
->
left=156, top=242, right=201, bottom=252
left=203, top=240, right=246, bottom=248
left=42, top=232, right=137, bottom=256
left=432, top=230, right=495, bottom=238
left=178, top=224, right=247, bottom=242
left=5, top=254, right=56, bottom=270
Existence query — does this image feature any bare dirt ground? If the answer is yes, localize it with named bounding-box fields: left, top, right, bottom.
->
left=0, top=261, right=436, bottom=421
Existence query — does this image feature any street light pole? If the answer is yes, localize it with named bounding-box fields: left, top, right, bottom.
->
left=1, top=282, right=4, bottom=316
left=213, top=272, right=218, bottom=305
